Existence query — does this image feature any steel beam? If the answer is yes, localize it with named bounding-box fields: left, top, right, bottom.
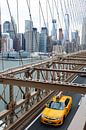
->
left=34, top=67, right=86, bottom=74
left=0, top=57, right=58, bottom=75
left=63, top=57, right=86, bottom=61
left=0, top=77, right=86, bottom=94
left=53, top=61, right=86, bottom=65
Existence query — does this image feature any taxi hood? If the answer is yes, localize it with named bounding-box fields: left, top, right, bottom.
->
left=42, top=107, right=64, bottom=118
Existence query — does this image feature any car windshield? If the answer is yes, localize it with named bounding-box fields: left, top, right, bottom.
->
left=48, top=101, right=65, bottom=110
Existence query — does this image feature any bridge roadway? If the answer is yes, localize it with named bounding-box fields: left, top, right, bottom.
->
left=25, top=75, right=85, bottom=130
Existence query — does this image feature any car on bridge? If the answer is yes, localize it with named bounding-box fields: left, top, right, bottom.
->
left=40, top=94, right=72, bottom=126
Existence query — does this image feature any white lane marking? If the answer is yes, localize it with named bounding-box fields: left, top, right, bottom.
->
left=25, top=113, right=42, bottom=130
left=71, top=76, right=78, bottom=83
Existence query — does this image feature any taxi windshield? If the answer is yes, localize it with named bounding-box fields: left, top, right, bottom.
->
left=48, top=101, right=65, bottom=110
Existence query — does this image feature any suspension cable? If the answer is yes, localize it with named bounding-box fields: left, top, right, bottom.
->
left=59, top=0, right=65, bottom=25
left=72, top=0, right=77, bottom=29
left=52, top=0, right=54, bottom=18
left=6, top=0, right=17, bottom=37
left=26, top=0, right=32, bottom=21
left=66, top=0, right=74, bottom=31
left=39, top=0, right=41, bottom=31
left=47, top=0, right=53, bottom=20
left=6, top=0, right=23, bottom=66
left=39, top=0, right=46, bottom=27
left=53, top=0, right=62, bottom=28
left=59, top=0, right=69, bottom=41
left=70, top=0, right=76, bottom=30
left=72, top=0, right=78, bottom=28
left=16, top=0, right=19, bottom=33
left=47, top=0, right=57, bottom=37
left=46, top=0, right=49, bottom=30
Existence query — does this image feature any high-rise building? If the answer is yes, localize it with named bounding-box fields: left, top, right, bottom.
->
left=59, top=28, right=63, bottom=44
left=25, top=20, right=33, bottom=32
left=71, top=30, right=80, bottom=51
left=24, top=30, right=33, bottom=53
left=64, top=14, right=70, bottom=41
left=81, top=18, right=86, bottom=49
left=3, top=17, right=17, bottom=39
left=16, top=33, right=25, bottom=51
left=2, top=33, right=13, bottom=52
left=3, top=21, right=11, bottom=34
left=13, top=37, right=20, bottom=51
left=51, top=19, right=57, bottom=40
left=39, top=27, right=48, bottom=52
left=24, top=20, right=33, bottom=53
left=10, top=16, right=17, bottom=39
left=32, top=28, right=39, bottom=52
left=71, top=31, right=79, bottom=42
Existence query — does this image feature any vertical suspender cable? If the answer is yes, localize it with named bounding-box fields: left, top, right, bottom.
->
left=72, top=0, right=77, bottom=28
left=6, top=0, right=23, bottom=65
left=66, top=0, right=74, bottom=31
left=70, top=0, right=76, bottom=30
left=39, top=0, right=41, bottom=32
left=53, top=0, right=62, bottom=28
left=39, top=0, right=46, bottom=27
left=59, top=0, right=69, bottom=41
left=0, top=6, right=4, bottom=70
left=52, top=0, right=54, bottom=18
left=6, top=0, right=17, bottom=38
left=47, top=0, right=56, bottom=34
left=26, top=0, right=32, bottom=21
left=46, top=0, right=49, bottom=30
left=16, top=0, right=19, bottom=33
left=47, top=0, right=53, bottom=20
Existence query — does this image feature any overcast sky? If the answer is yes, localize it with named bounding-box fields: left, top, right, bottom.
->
left=0, top=0, right=86, bottom=34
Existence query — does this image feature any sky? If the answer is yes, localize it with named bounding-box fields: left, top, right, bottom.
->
left=0, top=0, right=86, bottom=35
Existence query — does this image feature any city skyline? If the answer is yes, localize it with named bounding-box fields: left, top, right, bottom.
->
left=1, top=0, right=86, bottom=34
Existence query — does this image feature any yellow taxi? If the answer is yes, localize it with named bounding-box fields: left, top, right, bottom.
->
left=40, top=93, right=72, bottom=126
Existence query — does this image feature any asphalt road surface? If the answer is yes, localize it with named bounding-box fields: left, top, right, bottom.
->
left=25, top=75, right=85, bottom=130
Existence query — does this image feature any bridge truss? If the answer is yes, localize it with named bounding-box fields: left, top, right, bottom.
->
left=0, top=51, right=86, bottom=130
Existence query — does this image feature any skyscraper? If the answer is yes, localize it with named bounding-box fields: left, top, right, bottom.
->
left=59, top=28, right=63, bottom=44
left=24, top=31, right=33, bottom=53
left=51, top=19, right=57, bottom=40
left=3, top=21, right=11, bottom=34
left=25, top=20, right=33, bottom=32
left=81, top=18, right=86, bottom=49
left=71, top=31, right=78, bottom=42
left=39, top=27, right=48, bottom=52
left=64, top=14, right=70, bottom=41
left=3, top=17, right=17, bottom=39
left=32, top=28, right=39, bottom=52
